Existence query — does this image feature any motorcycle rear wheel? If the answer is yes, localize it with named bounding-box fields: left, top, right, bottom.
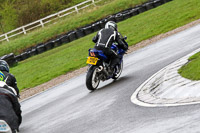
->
left=86, top=66, right=100, bottom=91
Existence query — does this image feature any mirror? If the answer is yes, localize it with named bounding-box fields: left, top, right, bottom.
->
left=124, top=36, right=127, bottom=40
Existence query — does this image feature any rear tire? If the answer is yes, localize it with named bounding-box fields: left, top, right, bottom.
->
left=86, top=66, right=100, bottom=91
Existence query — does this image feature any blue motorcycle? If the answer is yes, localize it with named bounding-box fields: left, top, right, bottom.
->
left=86, top=36, right=128, bottom=91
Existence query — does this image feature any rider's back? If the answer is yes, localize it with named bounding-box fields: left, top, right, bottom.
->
left=95, top=28, right=116, bottom=48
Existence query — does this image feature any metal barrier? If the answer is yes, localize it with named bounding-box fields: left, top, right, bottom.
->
left=0, top=0, right=101, bottom=42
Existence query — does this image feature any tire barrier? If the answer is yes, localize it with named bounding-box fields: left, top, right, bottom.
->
left=106, top=15, right=116, bottom=23
left=14, top=55, right=22, bottom=62
left=92, top=22, right=102, bottom=32
left=82, top=25, right=94, bottom=35
left=97, top=15, right=116, bottom=28
left=0, top=53, right=17, bottom=66
left=21, top=52, right=30, bottom=60
left=68, top=31, right=77, bottom=42
left=52, top=38, right=62, bottom=47
left=28, top=48, right=37, bottom=57
left=153, top=0, right=163, bottom=7
left=7, top=0, right=172, bottom=64
left=75, top=29, right=86, bottom=38
left=99, top=18, right=108, bottom=28
left=130, top=8, right=139, bottom=16
left=115, top=13, right=124, bottom=23
left=44, top=41, right=54, bottom=50
left=36, top=44, right=46, bottom=54
left=144, top=2, right=154, bottom=10
left=122, top=10, right=134, bottom=20
left=160, top=0, right=171, bottom=4
left=137, top=5, right=147, bottom=13
left=60, top=35, right=70, bottom=44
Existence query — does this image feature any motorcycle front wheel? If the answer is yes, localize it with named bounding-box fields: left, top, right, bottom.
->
left=86, top=65, right=100, bottom=91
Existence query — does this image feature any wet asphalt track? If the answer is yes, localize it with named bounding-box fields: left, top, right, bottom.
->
left=20, top=24, right=200, bottom=133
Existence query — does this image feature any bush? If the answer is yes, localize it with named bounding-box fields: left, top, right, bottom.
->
left=0, top=0, right=18, bottom=32
left=0, top=0, right=86, bottom=31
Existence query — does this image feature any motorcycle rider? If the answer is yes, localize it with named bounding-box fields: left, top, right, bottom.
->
left=92, top=21, right=128, bottom=74
left=0, top=60, right=22, bottom=133
left=0, top=60, right=20, bottom=97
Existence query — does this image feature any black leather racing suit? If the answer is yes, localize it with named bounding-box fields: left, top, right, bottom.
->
left=1, top=71, right=19, bottom=97
left=93, top=28, right=128, bottom=68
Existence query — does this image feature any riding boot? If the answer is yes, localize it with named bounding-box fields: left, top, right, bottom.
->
left=108, top=67, right=114, bottom=75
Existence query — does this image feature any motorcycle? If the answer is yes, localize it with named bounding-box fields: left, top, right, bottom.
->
left=0, top=81, right=20, bottom=133
left=86, top=36, right=128, bottom=91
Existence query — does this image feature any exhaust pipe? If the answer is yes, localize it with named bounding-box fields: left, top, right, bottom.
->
left=97, top=66, right=109, bottom=76
left=97, top=66, right=103, bottom=72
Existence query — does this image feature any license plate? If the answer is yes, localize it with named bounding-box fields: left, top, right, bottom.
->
left=86, top=57, right=98, bottom=65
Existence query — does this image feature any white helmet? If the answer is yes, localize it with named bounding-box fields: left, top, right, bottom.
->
left=105, top=21, right=117, bottom=31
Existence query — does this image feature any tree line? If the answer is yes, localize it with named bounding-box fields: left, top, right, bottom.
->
left=0, top=0, right=85, bottom=33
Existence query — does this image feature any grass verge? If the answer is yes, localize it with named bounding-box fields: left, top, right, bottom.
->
left=179, top=52, right=200, bottom=80
left=10, top=0, right=200, bottom=90
left=0, top=0, right=147, bottom=56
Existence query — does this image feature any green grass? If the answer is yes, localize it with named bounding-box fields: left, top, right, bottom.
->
left=179, top=52, right=200, bottom=80
left=9, top=0, right=200, bottom=90
left=0, top=0, right=147, bottom=56
left=10, top=36, right=94, bottom=89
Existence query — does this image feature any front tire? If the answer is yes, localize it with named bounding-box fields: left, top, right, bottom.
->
left=86, top=66, right=100, bottom=91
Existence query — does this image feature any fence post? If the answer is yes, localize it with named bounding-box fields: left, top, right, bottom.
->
left=22, top=27, right=27, bottom=34
left=92, top=0, right=96, bottom=6
left=57, top=13, right=61, bottom=18
left=75, top=6, right=79, bottom=13
left=40, top=20, right=44, bottom=27
left=5, top=34, right=9, bottom=42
